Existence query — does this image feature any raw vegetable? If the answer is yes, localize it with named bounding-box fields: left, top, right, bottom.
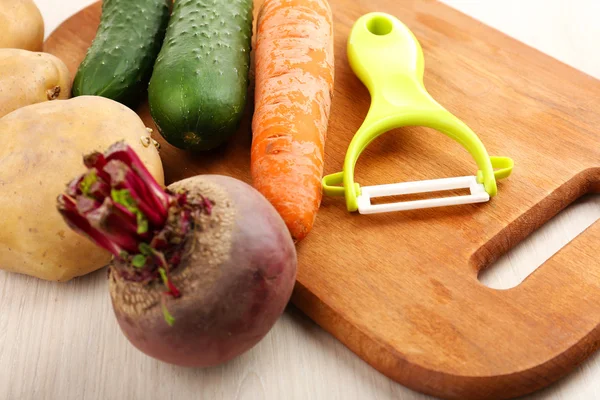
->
left=0, top=0, right=44, bottom=51
left=0, top=49, right=71, bottom=118
left=148, top=0, right=253, bottom=151
left=251, top=0, right=335, bottom=242
left=58, top=143, right=297, bottom=367
left=73, top=0, right=171, bottom=107
left=0, top=96, right=164, bottom=282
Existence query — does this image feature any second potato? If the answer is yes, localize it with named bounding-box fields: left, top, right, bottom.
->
left=148, top=0, right=253, bottom=152
left=0, top=49, right=71, bottom=118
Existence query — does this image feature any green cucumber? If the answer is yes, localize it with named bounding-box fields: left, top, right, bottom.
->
left=73, top=0, right=170, bottom=107
left=148, top=0, right=253, bottom=151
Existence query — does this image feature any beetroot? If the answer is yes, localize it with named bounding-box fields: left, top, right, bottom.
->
left=57, top=142, right=297, bottom=367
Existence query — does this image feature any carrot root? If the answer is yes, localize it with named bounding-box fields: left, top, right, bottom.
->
left=251, top=0, right=335, bottom=242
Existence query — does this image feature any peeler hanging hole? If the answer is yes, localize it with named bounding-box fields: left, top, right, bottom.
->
left=366, top=15, right=393, bottom=36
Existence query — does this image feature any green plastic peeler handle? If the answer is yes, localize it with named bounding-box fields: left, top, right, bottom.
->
left=322, top=12, right=513, bottom=212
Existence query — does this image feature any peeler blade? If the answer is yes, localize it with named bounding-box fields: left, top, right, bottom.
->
left=356, top=176, right=490, bottom=214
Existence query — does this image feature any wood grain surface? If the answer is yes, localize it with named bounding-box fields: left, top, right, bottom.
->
left=35, top=1, right=600, bottom=399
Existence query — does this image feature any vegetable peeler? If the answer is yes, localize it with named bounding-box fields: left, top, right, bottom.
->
left=322, top=12, right=514, bottom=214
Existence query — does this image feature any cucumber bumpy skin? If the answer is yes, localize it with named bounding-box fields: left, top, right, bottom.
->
left=73, top=0, right=170, bottom=107
left=148, top=0, right=253, bottom=152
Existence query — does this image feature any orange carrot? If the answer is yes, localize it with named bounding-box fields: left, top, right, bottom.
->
left=251, top=0, right=335, bottom=242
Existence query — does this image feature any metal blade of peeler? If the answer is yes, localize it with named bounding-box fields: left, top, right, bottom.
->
left=356, top=176, right=490, bottom=214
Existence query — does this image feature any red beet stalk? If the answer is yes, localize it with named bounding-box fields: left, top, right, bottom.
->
left=56, top=142, right=186, bottom=298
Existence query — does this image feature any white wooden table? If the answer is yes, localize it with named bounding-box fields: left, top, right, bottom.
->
left=1, top=1, right=599, bottom=399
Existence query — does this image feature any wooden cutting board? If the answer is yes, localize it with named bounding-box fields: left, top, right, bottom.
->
left=44, top=1, right=600, bottom=399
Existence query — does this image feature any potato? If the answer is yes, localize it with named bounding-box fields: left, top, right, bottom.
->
left=0, top=96, right=164, bottom=282
left=0, top=49, right=71, bottom=118
left=0, top=0, right=44, bottom=51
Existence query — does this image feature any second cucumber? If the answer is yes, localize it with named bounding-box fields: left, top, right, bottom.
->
left=148, top=0, right=253, bottom=151
left=73, top=0, right=171, bottom=107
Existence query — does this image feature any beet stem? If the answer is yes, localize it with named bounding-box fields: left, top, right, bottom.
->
left=57, top=195, right=126, bottom=258
left=105, top=142, right=170, bottom=213
left=104, top=161, right=166, bottom=227
left=161, top=296, right=175, bottom=327
left=85, top=205, right=141, bottom=253
left=159, top=267, right=181, bottom=298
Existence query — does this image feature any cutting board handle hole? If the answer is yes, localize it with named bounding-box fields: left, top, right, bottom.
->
left=478, top=194, right=600, bottom=290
